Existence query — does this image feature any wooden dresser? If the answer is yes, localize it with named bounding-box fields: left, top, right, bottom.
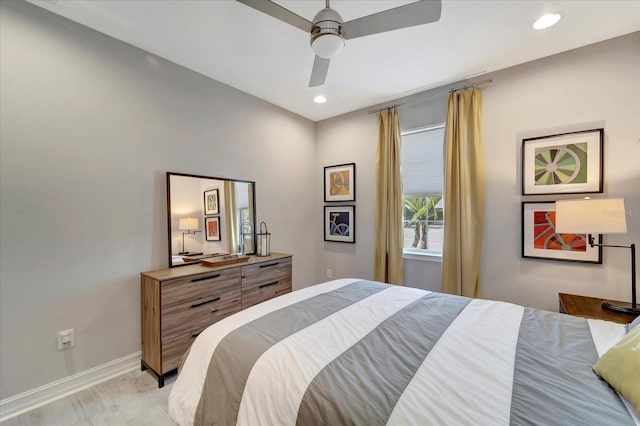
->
left=141, top=252, right=292, bottom=387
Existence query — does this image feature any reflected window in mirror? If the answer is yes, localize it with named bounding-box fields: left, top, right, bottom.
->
left=167, top=172, right=256, bottom=267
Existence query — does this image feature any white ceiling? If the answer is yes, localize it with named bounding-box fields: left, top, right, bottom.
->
left=28, top=0, right=640, bottom=122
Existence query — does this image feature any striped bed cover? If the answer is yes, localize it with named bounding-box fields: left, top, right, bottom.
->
left=168, top=279, right=637, bottom=426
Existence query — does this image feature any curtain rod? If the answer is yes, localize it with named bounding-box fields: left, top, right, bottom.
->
left=367, top=103, right=405, bottom=115
left=449, top=78, right=493, bottom=93
left=367, top=77, right=493, bottom=115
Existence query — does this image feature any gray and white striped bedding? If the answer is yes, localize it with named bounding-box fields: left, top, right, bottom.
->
left=168, top=279, right=638, bottom=425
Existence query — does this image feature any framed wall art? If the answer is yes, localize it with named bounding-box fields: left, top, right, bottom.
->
left=521, top=128, right=603, bottom=195
left=324, top=163, right=355, bottom=202
left=205, top=216, right=221, bottom=241
left=521, top=201, right=601, bottom=263
left=324, top=205, right=355, bottom=243
left=204, top=189, right=219, bottom=215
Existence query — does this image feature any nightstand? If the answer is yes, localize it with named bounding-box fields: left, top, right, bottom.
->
left=559, top=293, right=637, bottom=325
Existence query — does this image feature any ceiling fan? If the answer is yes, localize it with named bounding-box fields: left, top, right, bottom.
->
left=236, top=0, right=442, bottom=87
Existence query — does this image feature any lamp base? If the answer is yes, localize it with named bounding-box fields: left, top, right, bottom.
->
left=601, top=301, right=640, bottom=316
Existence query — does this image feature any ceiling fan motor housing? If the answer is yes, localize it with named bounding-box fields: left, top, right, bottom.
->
left=310, top=7, right=345, bottom=58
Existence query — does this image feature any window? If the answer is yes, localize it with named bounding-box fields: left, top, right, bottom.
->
left=401, top=124, right=445, bottom=256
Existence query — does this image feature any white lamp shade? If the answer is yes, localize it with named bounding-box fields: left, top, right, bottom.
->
left=555, top=198, right=627, bottom=234
left=178, top=217, right=199, bottom=231
left=311, top=34, right=344, bottom=58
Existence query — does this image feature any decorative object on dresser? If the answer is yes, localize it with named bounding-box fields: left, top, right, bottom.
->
left=167, top=172, right=257, bottom=267
left=555, top=197, right=638, bottom=315
left=324, top=163, right=355, bottom=202
left=178, top=217, right=201, bottom=255
left=140, top=253, right=292, bottom=387
left=521, top=201, right=601, bottom=263
left=200, top=254, right=250, bottom=267
left=256, top=221, right=271, bottom=257
left=521, top=128, right=603, bottom=195
left=559, top=293, right=637, bottom=325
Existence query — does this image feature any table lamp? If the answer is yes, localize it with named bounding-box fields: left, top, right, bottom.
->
left=555, top=198, right=638, bottom=315
left=178, top=217, right=201, bottom=255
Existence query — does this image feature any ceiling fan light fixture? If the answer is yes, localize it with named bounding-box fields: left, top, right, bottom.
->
left=311, top=33, right=345, bottom=58
left=533, top=12, right=562, bottom=30
left=310, top=6, right=345, bottom=59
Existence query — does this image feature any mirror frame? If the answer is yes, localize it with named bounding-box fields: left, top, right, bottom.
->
left=166, top=171, right=257, bottom=268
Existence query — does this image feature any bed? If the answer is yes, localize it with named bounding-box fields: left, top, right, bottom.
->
left=168, top=278, right=639, bottom=425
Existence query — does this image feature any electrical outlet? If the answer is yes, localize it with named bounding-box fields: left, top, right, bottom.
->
left=58, top=329, right=74, bottom=350
left=326, top=268, right=333, bottom=279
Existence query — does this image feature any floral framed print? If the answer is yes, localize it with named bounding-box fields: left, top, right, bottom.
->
left=324, top=205, right=355, bottom=243
left=324, top=163, right=355, bottom=202
left=521, top=128, right=603, bottom=195
left=204, top=189, right=219, bottom=215
left=205, top=216, right=221, bottom=241
left=522, top=201, right=601, bottom=263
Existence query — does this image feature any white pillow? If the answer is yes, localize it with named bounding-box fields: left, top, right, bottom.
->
left=628, top=315, right=640, bottom=333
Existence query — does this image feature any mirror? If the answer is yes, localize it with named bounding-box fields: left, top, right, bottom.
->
left=167, top=172, right=256, bottom=267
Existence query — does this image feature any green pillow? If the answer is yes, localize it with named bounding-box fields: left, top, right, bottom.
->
left=593, top=326, right=640, bottom=414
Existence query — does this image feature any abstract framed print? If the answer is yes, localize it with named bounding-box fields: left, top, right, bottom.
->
left=521, top=128, right=603, bottom=195
left=522, top=201, right=601, bottom=263
left=324, top=163, right=355, bottom=202
left=205, top=216, right=221, bottom=242
left=204, top=189, right=219, bottom=215
left=324, top=205, right=355, bottom=243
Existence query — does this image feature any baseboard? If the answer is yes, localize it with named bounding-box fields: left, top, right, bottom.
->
left=0, top=351, right=141, bottom=422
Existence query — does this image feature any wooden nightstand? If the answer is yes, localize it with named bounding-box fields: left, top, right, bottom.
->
left=559, top=293, right=637, bottom=325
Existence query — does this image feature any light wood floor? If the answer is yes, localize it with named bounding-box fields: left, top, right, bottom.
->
left=2, top=370, right=176, bottom=426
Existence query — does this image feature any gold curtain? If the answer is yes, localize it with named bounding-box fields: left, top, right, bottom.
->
left=442, top=89, right=485, bottom=297
left=374, top=108, right=404, bottom=285
left=224, top=181, right=239, bottom=253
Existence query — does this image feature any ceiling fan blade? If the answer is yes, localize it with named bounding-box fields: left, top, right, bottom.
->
left=309, top=56, right=331, bottom=87
left=235, top=0, right=313, bottom=33
left=343, top=0, right=442, bottom=40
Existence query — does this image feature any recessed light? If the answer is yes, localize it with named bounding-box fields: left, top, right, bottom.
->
left=314, top=95, right=327, bottom=104
left=533, top=12, right=562, bottom=30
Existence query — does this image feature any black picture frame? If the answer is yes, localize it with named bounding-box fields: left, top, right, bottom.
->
left=324, top=163, right=356, bottom=202
left=204, top=188, right=219, bottom=215
left=521, top=128, right=603, bottom=195
left=521, top=201, right=602, bottom=263
left=324, top=205, right=355, bottom=243
left=205, top=216, right=221, bottom=242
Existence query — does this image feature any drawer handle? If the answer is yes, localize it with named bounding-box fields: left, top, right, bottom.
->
left=191, top=330, right=202, bottom=338
left=191, top=296, right=220, bottom=308
left=211, top=308, right=218, bottom=314
left=259, top=262, right=279, bottom=269
left=259, top=280, right=279, bottom=289
left=191, top=274, right=221, bottom=282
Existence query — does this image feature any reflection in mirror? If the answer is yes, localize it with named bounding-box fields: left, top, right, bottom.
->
left=167, top=172, right=256, bottom=267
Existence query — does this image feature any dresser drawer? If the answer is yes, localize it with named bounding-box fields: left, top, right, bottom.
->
left=162, top=332, right=200, bottom=374
left=242, top=276, right=292, bottom=310
left=242, top=257, right=291, bottom=290
left=162, top=268, right=241, bottom=308
left=162, top=285, right=241, bottom=339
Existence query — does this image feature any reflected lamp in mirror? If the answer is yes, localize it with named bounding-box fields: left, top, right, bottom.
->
left=178, top=217, right=201, bottom=255
left=256, top=221, right=271, bottom=257
left=555, top=198, right=638, bottom=315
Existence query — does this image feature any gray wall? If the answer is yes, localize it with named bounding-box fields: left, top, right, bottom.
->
left=316, top=32, right=640, bottom=306
left=0, top=1, right=315, bottom=399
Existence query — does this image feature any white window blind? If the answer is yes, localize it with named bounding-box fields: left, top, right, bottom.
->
left=401, top=126, right=445, bottom=196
